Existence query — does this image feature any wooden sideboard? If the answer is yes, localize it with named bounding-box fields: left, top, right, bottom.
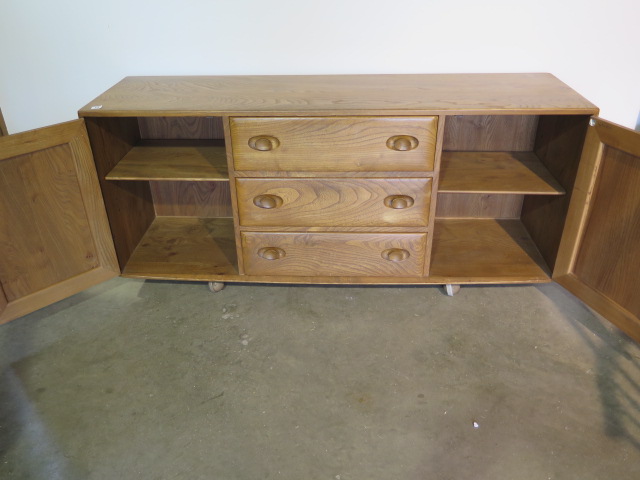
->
left=0, top=74, right=638, bottom=341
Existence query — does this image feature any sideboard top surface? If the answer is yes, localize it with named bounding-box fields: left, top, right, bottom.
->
left=78, top=73, right=598, bottom=117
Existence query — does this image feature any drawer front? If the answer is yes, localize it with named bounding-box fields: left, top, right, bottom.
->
left=231, top=116, right=438, bottom=172
left=242, top=232, right=427, bottom=276
left=236, top=178, right=432, bottom=227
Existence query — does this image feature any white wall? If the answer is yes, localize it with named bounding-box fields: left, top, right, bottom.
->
left=1, top=0, right=638, bottom=133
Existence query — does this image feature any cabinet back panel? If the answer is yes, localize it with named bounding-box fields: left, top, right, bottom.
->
left=0, top=145, right=99, bottom=300
left=139, top=117, right=224, bottom=140
left=436, top=193, right=523, bottom=218
left=443, top=115, right=539, bottom=151
left=522, top=115, right=589, bottom=269
left=150, top=181, right=232, bottom=217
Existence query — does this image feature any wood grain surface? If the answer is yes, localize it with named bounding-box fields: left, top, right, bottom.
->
left=521, top=115, right=590, bottom=269
left=0, top=143, right=100, bottom=300
left=573, top=145, right=640, bottom=320
left=430, top=219, right=550, bottom=281
left=0, top=108, right=7, bottom=136
left=124, top=217, right=238, bottom=277
left=78, top=74, right=598, bottom=116
left=436, top=193, right=523, bottom=218
left=138, top=117, right=224, bottom=139
left=439, top=151, right=565, bottom=194
left=0, top=120, right=119, bottom=323
left=236, top=178, right=431, bottom=227
left=553, top=118, right=640, bottom=340
left=231, top=116, right=438, bottom=172
left=443, top=115, right=539, bottom=151
left=84, top=117, right=155, bottom=269
left=150, top=181, right=233, bottom=217
left=106, top=142, right=229, bottom=181
left=241, top=232, right=426, bottom=276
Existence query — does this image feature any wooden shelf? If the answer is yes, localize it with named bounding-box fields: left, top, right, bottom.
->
left=439, top=151, right=565, bottom=194
left=124, top=216, right=238, bottom=279
left=106, top=140, right=228, bottom=181
left=429, top=218, right=551, bottom=282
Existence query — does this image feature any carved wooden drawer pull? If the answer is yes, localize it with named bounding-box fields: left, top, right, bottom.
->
left=383, top=195, right=415, bottom=209
left=253, top=194, right=283, bottom=209
left=257, top=247, right=286, bottom=260
left=248, top=135, right=280, bottom=151
left=386, top=135, right=419, bottom=151
left=381, top=248, right=410, bottom=262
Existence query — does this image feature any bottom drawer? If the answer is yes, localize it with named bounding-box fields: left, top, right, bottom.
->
left=241, top=232, right=427, bottom=277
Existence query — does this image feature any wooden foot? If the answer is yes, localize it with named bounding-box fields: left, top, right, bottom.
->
left=444, top=284, right=461, bottom=296
left=208, top=281, right=225, bottom=293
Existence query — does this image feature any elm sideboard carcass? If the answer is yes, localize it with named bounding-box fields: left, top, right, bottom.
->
left=1, top=74, right=638, bottom=341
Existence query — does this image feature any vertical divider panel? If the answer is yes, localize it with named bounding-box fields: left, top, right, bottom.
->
left=223, top=116, right=245, bottom=275
left=423, top=115, right=445, bottom=276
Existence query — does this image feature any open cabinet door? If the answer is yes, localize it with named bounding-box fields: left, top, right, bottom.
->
left=0, top=107, right=8, bottom=136
left=554, top=118, right=640, bottom=342
left=0, top=120, right=119, bottom=324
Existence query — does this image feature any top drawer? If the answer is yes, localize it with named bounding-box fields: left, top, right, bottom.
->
left=230, top=116, right=438, bottom=172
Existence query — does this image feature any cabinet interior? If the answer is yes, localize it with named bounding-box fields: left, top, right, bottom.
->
left=85, top=116, right=237, bottom=279
left=431, top=114, right=590, bottom=281
left=85, top=113, right=591, bottom=283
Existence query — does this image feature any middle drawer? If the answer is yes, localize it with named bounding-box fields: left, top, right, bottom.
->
left=236, top=177, right=432, bottom=227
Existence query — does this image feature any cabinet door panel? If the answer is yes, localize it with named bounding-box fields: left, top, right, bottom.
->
left=0, top=120, right=119, bottom=323
left=554, top=118, right=640, bottom=341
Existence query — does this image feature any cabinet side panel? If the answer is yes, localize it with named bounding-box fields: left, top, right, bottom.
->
left=84, top=117, right=155, bottom=269
left=521, top=115, right=589, bottom=269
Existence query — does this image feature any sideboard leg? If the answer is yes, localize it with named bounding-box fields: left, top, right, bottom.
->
left=444, top=284, right=461, bottom=296
left=208, top=281, right=226, bottom=293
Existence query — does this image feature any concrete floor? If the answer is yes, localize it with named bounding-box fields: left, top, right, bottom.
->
left=1, top=279, right=639, bottom=479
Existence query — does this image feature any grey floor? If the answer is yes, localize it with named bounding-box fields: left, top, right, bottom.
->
left=1, top=278, right=639, bottom=480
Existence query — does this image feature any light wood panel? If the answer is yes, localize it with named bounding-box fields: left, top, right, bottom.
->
left=0, top=120, right=119, bottom=324
left=439, top=151, right=565, bottom=194
left=138, top=117, right=224, bottom=139
left=124, top=217, right=238, bottom=278
left=522, top=115, right=590, bottom=269
left=573, top=147, right=640, bottom=317
left=443, top=115, right=539, bottom=151
left=0, top=107, right=8, bottom=136
left=231, top=116, right=438, bottom=172
left=423, top=113, right=446, bottom=276
left=430, top=219, right=551, bottom=282
left=78, top=74, right=598, bottom=117
left=241, top=232, right=426, bottom=277
left=236, top=178, right=431, bottom=227
left=106, top=142, right=228, bottom=181
left=436, top=193, right=523, bottom=218
left=150, top=181, right=232, bottom=217
left=555, top=118, right=640, bottom=341
left=233, top=170, right=435, bottom=178
left=84, top=117, right=155, bottom=270
left=0, top=143, right=97, bottom=301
